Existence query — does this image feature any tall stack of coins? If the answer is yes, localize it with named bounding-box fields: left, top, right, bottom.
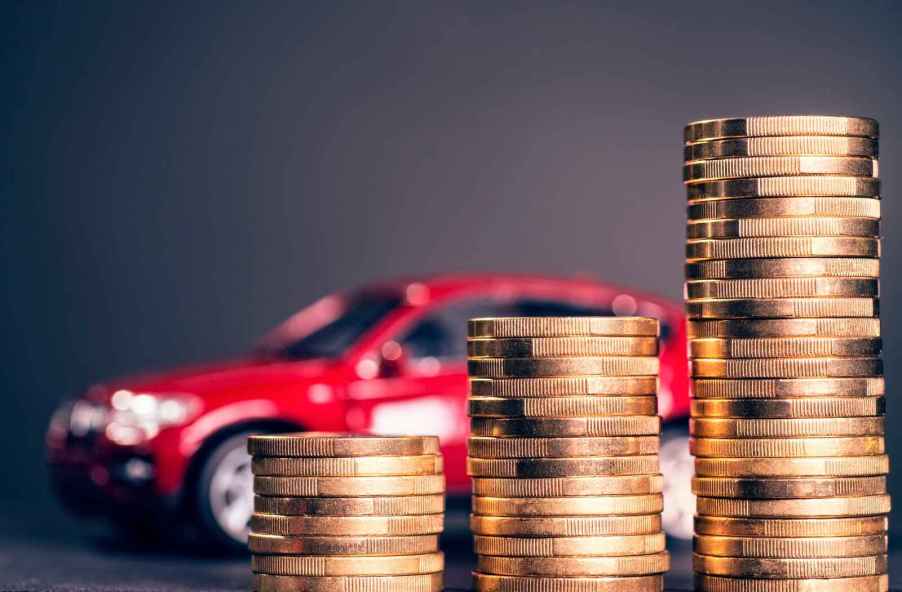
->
left=466, top=317, right=670, bottom=592
left=247, top=433, right=445, bottom=592
left=683, top=115, right=889, bottom=592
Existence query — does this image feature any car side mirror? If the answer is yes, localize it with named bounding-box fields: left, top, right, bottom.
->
left=378, top=341, right=409, bottom=378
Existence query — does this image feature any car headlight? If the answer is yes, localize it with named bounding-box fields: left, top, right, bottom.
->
left=105, top=390, right=200, bottom=445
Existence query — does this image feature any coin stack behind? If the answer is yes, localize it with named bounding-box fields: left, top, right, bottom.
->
left=247, top=433, right=445, bottom=592
left=683, top=115, right=889, bottom=592
left=467, top=316, right=670, bottom=592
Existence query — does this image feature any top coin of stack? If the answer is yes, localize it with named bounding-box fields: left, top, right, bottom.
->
left=683, top=115, right=889, bottom=592
left=467, top=316, right=669, bottom=592
left=247, top=433, right=446, bottom=592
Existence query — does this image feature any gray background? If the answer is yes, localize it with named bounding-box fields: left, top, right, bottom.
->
left=3, top=0, right=901, bottom=537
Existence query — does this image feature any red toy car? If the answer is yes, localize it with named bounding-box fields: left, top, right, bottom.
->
left=47, top=274, right=693, bottom=548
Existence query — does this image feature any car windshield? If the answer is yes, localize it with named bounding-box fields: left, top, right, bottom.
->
left=275, top=293, right=402, bottom=360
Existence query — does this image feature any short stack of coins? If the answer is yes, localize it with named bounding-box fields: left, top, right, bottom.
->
left=247, top=433, right=445, bottom=592
left=466, top=316, right=670, bottom=592
left=683, top=115, right=890, bottom=592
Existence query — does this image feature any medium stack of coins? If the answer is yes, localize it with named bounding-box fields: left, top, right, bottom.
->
left=466, top=317, right=670, bottom=592
left=683, top=115, right=889, bottom=592
left=247, top=433, right=445, bottom=592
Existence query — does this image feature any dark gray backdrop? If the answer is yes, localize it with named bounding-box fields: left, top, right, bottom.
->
left=3, top=0, right=901, bottom=533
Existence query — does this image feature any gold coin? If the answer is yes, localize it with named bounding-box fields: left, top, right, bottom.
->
left=468, top=396, right=657, bottom=417
left=250, top=513, right=444, bottom=536
left=690, top=436, right=885, bottom=458
left=685, top=237, right=880, bottom=261
left=692, top=357, right=883, bottom=378
left=694, top=455, right=889, bottom=478
left=692, top=377, right=885, bottom=399
left=469, top=514, right=663, bottom=536
left=690, top=417, right=884, bottom=438
left=468, top=317, right=659, bottom=338
left=469, top=376, right=658, bottom=397
left=253, top=573, right=443, bottom=592
left=473, top=533, right=666, bottom=557
left=476, top=553, right=670, bottom=577
left=695, top=495, right=891, bottom=518
left=686, top=278, right=880, bottom=300
left=695, top=574, right=888, bottom=592
left=684, top=116, right=879, bottom=143
left=686, top=176, right=880, bottom=200
left=687, top=218, right=879, bottom=239
left=688, top=318, right=881, bottom=338
left=467, top=336, right=658, bottom=358
left=472, top=494, right=663, bottom=516
left=472, top=475, right=664, bottom=497
left=686, top=258, right=879, bottom=279
left=694, top=534, right=887, bottom=558
left=247, top=433, right=439, bottom=457
left=251, top=455, right=442, bottom=477
left=468, top=357, right=659, bottom=378
left=685, top=136, right=878, bottom=161
left=692, top=476, right=887, bottom=499
left=472, top=573, right=664, bottom=592
left=690, top=337, right=882, bottom=358
left=683, top=156, right=877, bottom=183
left=467, top=435, right=659, bottom=458
left=686, top=298, right=877, bottom=320
left=695, top=515, right=888, bottom=538
left=688, top=197, right=881, bottom=222
left=471, top=416, right=661, bottom=438
left=252, top=475, right=446, bottom=497
left=466, top=456, right=659, bottom=478
left=690, top=397, right=884, bottom=418
left=247, top=533, right=439, bottom=555
left=251, top=553, right=444, bottom=576
left=252, top=494, right=445, bottom=516
left=692, top=553, right=887, bottom=578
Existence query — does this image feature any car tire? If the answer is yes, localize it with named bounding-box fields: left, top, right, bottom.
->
left=660, top=420, right=694, bottom=540
left=196, top=431, right=258, bottom=551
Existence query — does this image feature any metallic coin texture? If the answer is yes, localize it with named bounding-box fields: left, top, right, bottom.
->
left=468, top=317, right=659, bottom=338
left=684, top=116, right=878, bottom=143
left=248, top=433, right=440, bottom=457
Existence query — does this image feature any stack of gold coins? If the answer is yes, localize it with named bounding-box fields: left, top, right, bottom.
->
left=466, top=317, right=670, bottom=592
left=247, top=433, right=445, bottom=592
left=683, top=115, right=889, bottom=592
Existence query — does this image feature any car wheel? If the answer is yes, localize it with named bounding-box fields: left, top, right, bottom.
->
left=196, top=431, right=257, bottom=550
left=660, top=421, right=694, bottom=540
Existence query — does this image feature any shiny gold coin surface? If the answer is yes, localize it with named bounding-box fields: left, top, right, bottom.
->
left=252, top=494, right=445, bottom=516
left=467, top=336, right=658, bottom=358
left=684, top=156, right=877, bottom=183
left=687, top=176, right=880, bottom=200
left=686, top=278, right=879, bottom=300
left=468, top=396, right=657, bottom=417
left=692, top=553, right=887, bottom=578
left=473, top=533, right=666, bottom=557
left=690, top=417, right=884, bottom=438
left=469, top=514, right=663, bottom=536
left=251, top=513, right=444, bottom=536
left=467, top=455, right=659, bottom=478
left=690, top=436, right=885, bottom=458
left=251, top=553, right=444, bottom=577
left=686, top=237, right=880, bottom=261
left=467, top=435, right=659, bottom=458
left=251, top=455, right=442, bottom=477
left=468, top=356, right=659, bottom=378
left=684, top=116, right=879, bottom=143
left=690, top=397, right=884, bottom=418
left=689, top=337, right=882, bottom=359
left=468, top=316, right=659, bottom=338
left=252, top=475, right=445, bottom=497
left=470, top=416, right=661, bottom=438
left=692, top=357, right=882, bottom=378
left=685, top=136, right=878, bottom=161
left=253, top=573, right=443, bottom=592
left=472, top=494, right=663, bottom=516
left=686, top=257, right=879, bottom=279
left=472, top=475, right=664, bottom=497
left=476, top=553, right=670, bottom=577
left=472, top=573, right=664, bottom=592
left=695, top=515, right=888, bottom=538
left=687, top=197, right=881, bottom=222
left=247, top=533, right=439, bottom=556
left=469, top=376, right=658, bottom=397
left=695, top=495, right=891, bottom=518
left=688, top=318, right=881, bottom=339
left=692, top=476, right=887, bottom=499
left=692, top=377, right=885, bottom=399
left=694, top=455, right=889, bottom=478
left=247, top=433, right=439, bottom=457
left=687, top=217, right=879, bottom=239
left=694, top=574, right=888, bottom=592
left=694, top=534, right=887, bottom=558
left=686, top=298, right=877, bottom=320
